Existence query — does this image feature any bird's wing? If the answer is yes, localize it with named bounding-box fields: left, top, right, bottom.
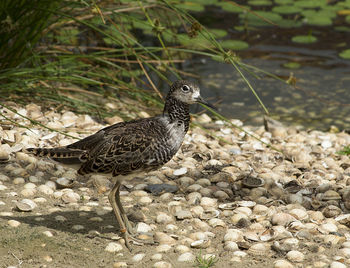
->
left=77, top=117, right=166, bottom=176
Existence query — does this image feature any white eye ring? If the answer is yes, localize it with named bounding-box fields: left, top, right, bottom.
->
left=182, top=85, right=190, bottom=92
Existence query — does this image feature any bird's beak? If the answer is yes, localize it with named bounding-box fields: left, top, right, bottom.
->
left=196, top=96, right=216, bottom=110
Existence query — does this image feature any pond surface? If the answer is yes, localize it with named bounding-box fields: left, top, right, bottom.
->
left=191, top=44, right=350, bottom=131
left=181, top=0, right=350, bottom=131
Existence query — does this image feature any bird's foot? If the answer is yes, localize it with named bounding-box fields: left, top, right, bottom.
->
left=120, top=229, right=157, bottom=251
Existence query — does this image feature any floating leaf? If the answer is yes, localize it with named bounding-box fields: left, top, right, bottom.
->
left=335, top=26, right=350, bottom=32
left=220, top=40, right=249, bottom=50
left=305, top=15, right=332, bottom=26
left=209, top=29, right=228, bottom=38
left=339, top=49, right=350, bottom=59
left=292, top=35, right=318, bottom=43
left=275, top=0, right=293, bottom=4
left=272, top=5, right=301, bottom=14
left=239, top=11, right=283, bottom=26
left=279, top=19, right=302, bottom=28
left=294, top=0, right=326, bottom=8
left=248, top=0, right=272, bottom=6
left=217, top=2, right=246, bottom=13
left=175, top=2, right=205, bottom=12
left=346, top=15, right=350, bottom=23
left=283, top=62, right=301, bottom=69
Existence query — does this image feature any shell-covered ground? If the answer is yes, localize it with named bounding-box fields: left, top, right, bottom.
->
left=1, top=103, right=350, bottom=268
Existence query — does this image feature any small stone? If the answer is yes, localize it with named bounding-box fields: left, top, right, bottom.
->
left=153, top=261, right=172, bottom=268
left=24, top=182, right=36, bottom=189
left=154, top=232, right=176, bottom=245
left=156, top=212, right=173, bottom=224
left=20, top=188, right=36, bottom=197
left=190, top=239, right=211, bottom=249
left=156, top=244, right=172, bottom=253
left=43, top=255, right=53, bottom=262
left=286, top=250, right=304, bottom=262
left=132, top=253, right=146, bottom=262
left=72, top=225, right=85, bottom=231
left=13, top=177, right=25, bottom=184
left=43, top=231, right=54, bottom=237
left=136, top=222, right=152, bottom=233
left=139, top=196, right=153, bottom=204
left=173, top=167, right=187, bottom=176
left=113, top=262, right=127, bottom=268
left=274, top=259, right=294, bottom=268
left=200, top=197, right=217, bottom=209
left=330, top=261, right=347, bottom=268
left=175, top=210, right=192, bottom=220
left=213, top=190, right=229, bottom=200
left=151, top=253, right=162, bottom=261
left=272, top=213, right=296, bottom=226
left=224, top=241, right=239, bottom=251
left=175, top=245, right=190, bottom=253
left=37, top=185, right=54, bottom=195
left=105, top=242, right=123, bottom=253
left=62, top=192, right=80, bottom=203
left=8, top=220, right=21, bottom=227
left=55, top=215, right=67, bottom=222
left=0, top=185, right=8, bottom=191
left=178, top=252, right=195, bottom=262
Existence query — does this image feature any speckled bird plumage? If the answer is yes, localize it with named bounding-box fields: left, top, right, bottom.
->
left=26, top=80, right=212, bottom=250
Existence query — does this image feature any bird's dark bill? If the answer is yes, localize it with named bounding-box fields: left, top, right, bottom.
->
left=196, top=96, right=216, bottom=110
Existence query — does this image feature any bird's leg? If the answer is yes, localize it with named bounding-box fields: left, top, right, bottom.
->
left=114, top=182, right=134, bottom=235
left=108, top=181, right=131, bottom=250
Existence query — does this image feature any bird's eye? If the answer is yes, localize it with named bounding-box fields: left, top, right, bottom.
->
left=182, top=85, right=190, bottom=92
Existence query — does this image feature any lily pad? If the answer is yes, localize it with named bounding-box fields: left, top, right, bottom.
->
left=292, top=35, right=318, bottom=43
left=175, top=2, right=205, bottom=12
left=335, top=26, right=350, bottom=32
left=294, top=0, right=326, bottom=8
left=239, top=11, right=283, bottom=26
left=209, top=29, right=228, bottom=38
left=248, top=0, right=272, bottom=6
left=279, top=19, right=302, bottom=28
left=275, top=0, right=293, bottom=4
left=339, top=49, right=350, bottom=59
left=283, top=62, right=301, bottom=69
left=346, top=15, right=350, bottom=23
left=220, top=40, right=249, bottom=50
left=272, top=5, right=302, bottom=14
left=217, top=2, right=246, bottom=13
left=305, top=15, right=333, bottom=26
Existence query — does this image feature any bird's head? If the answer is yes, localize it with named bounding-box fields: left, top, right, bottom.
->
left=168, top=80, right=214, bottom=108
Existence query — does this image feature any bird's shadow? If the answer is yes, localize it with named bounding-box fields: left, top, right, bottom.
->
left=1, top=208, right=126, bottom=237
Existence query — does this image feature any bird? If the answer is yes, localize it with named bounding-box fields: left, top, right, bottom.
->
left=25, top=80, right=213, bottom=250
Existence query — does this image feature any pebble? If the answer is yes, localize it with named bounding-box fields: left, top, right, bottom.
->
left=113, top=262, right=127, bottom=268
left=153, top=261, right=172, bottom=268
left=105, top=242, right=123, bottom=253
left=154, top=232, right=176, bottom=245
left=37, top=184, right=54, bottom=195
left=330, top=262, right=347, bottom=268
left=8, top=220, right=21, bottom=227
left=200, top=197, right=217, bottom=208
left=274, top=259, right=294, bottom=268
left=175, top=210, right=192, bottom=220
left=43, top=231, right=54, bottom=237
left=156, top=244, right=172, bottom=252
left=286, top=250, right=304, bottom=262
left=178, top=252, right=195, bottom=262
left=175, top=245, right=190, bottom=253
left=13, top=177, right=25, bottom=184
left=173, top=167, right=187, bottom=176
left=132, top=253, right=146, bottom=262
left=156, top=212, right=173, bottom=224
left=151, top=253, right=162, bottom=261
left=136, top=222, right=152, bottom=233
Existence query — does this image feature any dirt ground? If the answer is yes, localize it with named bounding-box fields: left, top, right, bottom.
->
left=0, top=175, right=340, bottom=268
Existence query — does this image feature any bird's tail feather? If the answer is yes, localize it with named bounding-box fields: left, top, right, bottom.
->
left=24, top=147, right=85, bottom=165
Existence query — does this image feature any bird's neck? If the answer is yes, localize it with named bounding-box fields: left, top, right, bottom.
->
left=163, top=97, right=190, bottom=132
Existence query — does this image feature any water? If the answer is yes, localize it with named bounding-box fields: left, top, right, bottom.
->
left=185, top=38, right=350, bottom=132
